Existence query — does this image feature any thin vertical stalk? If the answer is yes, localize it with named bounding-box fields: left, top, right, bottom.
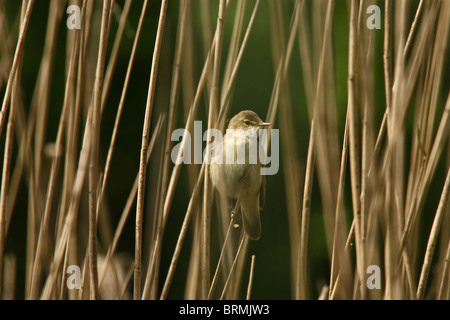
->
left=157, top=45, right=215, bottom=300
left=29, top=19, right=80, bottom=300
left=97, top=0, right=149, bottom=227
left=300, top=0, right=335, bottom=300
left=160, top=166, right=205, bottom=300
left=0, top=0, right=32, bottom=298
left=220, top=0, right=246, bottom=105
left=437, top=236, right=450, bottom=299
left=89, top=0, right=113, bottom=300
left=299, top=119, right=315, bottom=300
left=102, top=115, right=164, bottom=296
left=404, top=0, right=424, bottom=58
left=100, top=0, right=132, bottom=110
left=134, top=0, right=169, bottom=300
left=417, top=168, right=450, bottom=299
left=246, top=255, right=256, bottom=300
left=0, top=0, right=35, bottom=137
left=144, top=0, right=190, bottom=299
left=207, top=216, right=235, bottom=299
left=202, top=0, right=226, bottom=299
left=218, top=0, right=261, bottom=126
left=219, top=235, right=247, bottom=300
left=329, top=117, right=352, bottom=299
left=400, top=93, right=450, bottom=253
left=347, top=0, right=364, bottom=299
left=0, top=71, right=16, bottom=301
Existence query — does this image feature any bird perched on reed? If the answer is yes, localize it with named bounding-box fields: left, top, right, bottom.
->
left=209, top=110, right=270, bottom=240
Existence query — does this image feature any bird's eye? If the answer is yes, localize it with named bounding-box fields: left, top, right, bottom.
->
left=244, top=120, right=250, bottom=126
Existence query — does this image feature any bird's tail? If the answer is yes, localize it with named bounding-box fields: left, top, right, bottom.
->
left=240, top=195, right=261, bottom=240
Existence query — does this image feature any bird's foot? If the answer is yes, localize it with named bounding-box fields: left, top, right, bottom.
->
left=231, top=209, right=241, bottom=228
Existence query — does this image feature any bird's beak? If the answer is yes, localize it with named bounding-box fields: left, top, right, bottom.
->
left=258, top=122, right=271, bottom=127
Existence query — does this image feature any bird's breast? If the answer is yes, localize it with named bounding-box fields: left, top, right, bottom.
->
left=209, top=131, right=261, bottom=199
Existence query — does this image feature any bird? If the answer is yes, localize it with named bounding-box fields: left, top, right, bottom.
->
left=209, top=110, right=270, bottom=240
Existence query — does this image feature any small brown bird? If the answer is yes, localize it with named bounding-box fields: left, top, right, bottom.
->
left=209, top=110, right=270, bottom=240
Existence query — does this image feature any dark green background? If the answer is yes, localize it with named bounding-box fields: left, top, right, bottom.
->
left=2, top=0, right=448, bottom=299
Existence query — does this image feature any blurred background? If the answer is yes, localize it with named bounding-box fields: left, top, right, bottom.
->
left=1, top=0, right=449, bottom=300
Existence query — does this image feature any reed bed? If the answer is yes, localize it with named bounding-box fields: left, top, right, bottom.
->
left=0, top=0, right=449, bottom=300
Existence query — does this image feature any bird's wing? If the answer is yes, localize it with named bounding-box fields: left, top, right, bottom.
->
left=239, top=165, right=265, bottom=211
left=259, top=174, right=265, bottom=211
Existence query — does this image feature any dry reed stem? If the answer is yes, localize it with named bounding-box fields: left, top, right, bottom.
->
left=220, top=234, right=247, bottom=300
left=160, top=165, right=205, bottom=300
left=96, top=0, right=136, bottom=218
left=246, top=255, right=255, bottom=300
left=360, top=15, right=375, bottom=284
left=96, top=0, right=150, bottom=282
left=266, top=1, right=298, bottom=300
left=0, top=0, right=35, bottom=138
left=40, top=74, right=94, bottom=301
left=28, top=21, right=81, bottom=299
left=0, top=44, right=19, bottom=302
left=59, top=232, right=72, bottom=300
left=142, top=145, right=165, bottom=300
left=100, top=115, right=164, bottom=292
left=404, top=0, right=424, bottom=58
left=417, top=167, right=450, bottom=299
left=301, top=0, right=336, bottom=300
left=207, top=195, right=241, bottom=300
left=0, top=0, right=31, bottom=298
left=220, top=0, right=246, bottom=107
left=1, top=8, right=39, bottom=294
left=297, top=0, right=314, bottom=111
left=347, top=0, right=365, bottom=299
left=156, top=37, right=216, bottom=300
left=299, top=119, right=315, bottom=300
left=159, top=0, right=191, bottom=262
left=401, top=92, right=450, bottom=255
left=27, top=3, right=63, bottom=257
left=89, top=0, right=113, bottom=300
left=152, top=0, right=217, bottom=299
left=134, top=0, right=168, bottom=300
left=144, top=0, right=190, bottom=299
left=437, top=236, right=450, bottom=299
left=202, top=0, right=226, bottom=299
left=218, top=0, right=261, bottom=125
left=100, top=0, right=132, bottom=110
left=39, top=2, right=94, bottom=299
left=117, top=261, right=135, bottom=300
left=329, top=116, right=352, bottom=299
left=208, top=217, right=235, bottom=299
left=0, top=0, right=448, bottom=301
left=162, top=35, right=215, bottom=230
